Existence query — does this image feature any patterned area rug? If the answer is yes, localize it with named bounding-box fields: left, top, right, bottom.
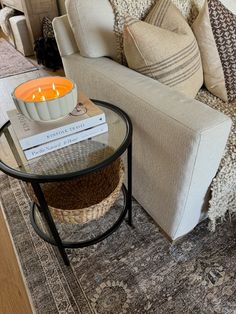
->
left=1, top=174, right=236, bottom=313
left=0, top=38, right=37, bottom=78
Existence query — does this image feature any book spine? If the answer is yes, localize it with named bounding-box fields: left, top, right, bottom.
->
left=20, top=113, right=106, bottom=150
left=24, top=123, right=108, bottom=160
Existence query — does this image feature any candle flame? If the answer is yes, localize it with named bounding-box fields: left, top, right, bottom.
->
left=52, top=82, right=60, bottom=98
left=31, top=83, right=61, bottom=102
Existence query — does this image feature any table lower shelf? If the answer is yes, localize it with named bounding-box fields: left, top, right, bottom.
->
left=30, top=185, right=131, bottom=249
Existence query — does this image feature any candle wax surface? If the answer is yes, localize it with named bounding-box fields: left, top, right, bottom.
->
left=13, top=77, right=74, bottom=103
left=28, top=86, right=65, bottom=102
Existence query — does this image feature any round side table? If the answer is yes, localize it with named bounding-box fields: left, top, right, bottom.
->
left=0, top=100, right=133, bottom=266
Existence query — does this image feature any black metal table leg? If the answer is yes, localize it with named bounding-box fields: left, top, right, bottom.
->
left=31, top=182, right=70, bottom=266
left=127, top=141, right=133, bottom=226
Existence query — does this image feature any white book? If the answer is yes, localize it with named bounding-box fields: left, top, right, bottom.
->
left=24, top=123, right=108, bottom=160
left=7, top=93, right=105, bottom=150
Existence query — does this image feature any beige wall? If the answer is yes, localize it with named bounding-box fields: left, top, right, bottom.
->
left=58, top=0, right=66, bottom=15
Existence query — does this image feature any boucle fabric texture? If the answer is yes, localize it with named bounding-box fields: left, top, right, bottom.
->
left=123, top=0, right=203, bottom=98
left=193, top=0, right=236, bottom=102
left=196, top=88, right=236, bottom=230
left=171, top=0, right=204, bottom=24
left=108, top=0, right=205, bottom=63
left=108, top=0, right=156, bottom=63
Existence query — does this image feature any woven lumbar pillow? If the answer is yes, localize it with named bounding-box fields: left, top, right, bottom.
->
left=192, top=0, right=236, bottom=102
left=123, top=0, right=203, bottom=98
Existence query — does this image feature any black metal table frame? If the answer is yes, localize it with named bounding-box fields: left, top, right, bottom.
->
left=0, top=101, right=133, bottom=266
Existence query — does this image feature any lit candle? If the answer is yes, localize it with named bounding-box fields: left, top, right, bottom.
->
left=31, top=87, right=45, bottom=101
left=29, top=82, right=63, bottom=102
left=13, top=76, right=77, bottom=121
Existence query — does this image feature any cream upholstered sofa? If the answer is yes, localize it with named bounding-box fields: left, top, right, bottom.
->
left=52, top=0, right=232, bottom=241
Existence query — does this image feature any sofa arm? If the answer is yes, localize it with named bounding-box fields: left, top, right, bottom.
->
left=62, top=53, right=232, bottom=240
left=52, top=15, right=78, bottom=57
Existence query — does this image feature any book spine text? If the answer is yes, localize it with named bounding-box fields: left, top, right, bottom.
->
left=20, top=113, right=106, bottom=150
left=24, top=123, right=108, bottom=160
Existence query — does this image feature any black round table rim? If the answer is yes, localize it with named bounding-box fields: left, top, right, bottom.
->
left=0, top=100, right=133, bottom=183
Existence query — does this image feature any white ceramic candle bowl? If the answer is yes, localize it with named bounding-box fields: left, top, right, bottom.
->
left=12, top=76, right=77, bottom=122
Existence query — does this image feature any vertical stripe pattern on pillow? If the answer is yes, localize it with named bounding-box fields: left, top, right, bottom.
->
left=145, top=0, right=171, bottom=26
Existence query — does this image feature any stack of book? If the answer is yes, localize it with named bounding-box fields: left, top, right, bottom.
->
left=7, top=95, right=108, bottom=160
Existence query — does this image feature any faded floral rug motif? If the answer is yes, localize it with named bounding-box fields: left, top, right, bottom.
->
left=1, top=174, right=236, bottom=313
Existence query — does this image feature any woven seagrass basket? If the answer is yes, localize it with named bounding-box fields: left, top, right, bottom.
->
left=29, top=157, right=124, bottom=224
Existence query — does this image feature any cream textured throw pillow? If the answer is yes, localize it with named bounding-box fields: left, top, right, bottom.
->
left=123, top=0, right=203, bottom=98
left=192, top=0, right=236, bottom=102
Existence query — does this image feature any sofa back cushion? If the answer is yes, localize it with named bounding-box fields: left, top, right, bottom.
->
left=65, top=0, right=117, bottom=60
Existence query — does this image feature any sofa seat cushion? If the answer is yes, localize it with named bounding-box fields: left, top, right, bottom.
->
left=192, top=0, right=236, bottom=102
left=123, top=0, right=203, bottom=98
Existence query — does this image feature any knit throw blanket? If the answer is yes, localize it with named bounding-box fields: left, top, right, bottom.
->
left=196, top=89, right=236, bottom=230
left=109, top=0, right=235, bottom=230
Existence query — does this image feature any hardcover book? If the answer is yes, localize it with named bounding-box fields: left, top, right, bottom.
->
left=23, top=123, right=109, bottom=160
left=7, top=94, right=105, bottom=150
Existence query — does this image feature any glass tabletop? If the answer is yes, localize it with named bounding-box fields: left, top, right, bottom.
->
left=0, top=100, right=132, bottom=182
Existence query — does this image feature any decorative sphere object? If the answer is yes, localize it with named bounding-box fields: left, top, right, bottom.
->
left=12, top=76, right=77, bottom=122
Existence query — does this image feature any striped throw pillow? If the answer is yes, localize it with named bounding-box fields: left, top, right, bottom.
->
left=192, top=0, right=236, bottom=102
left=123, top=0, right=203, bottom=98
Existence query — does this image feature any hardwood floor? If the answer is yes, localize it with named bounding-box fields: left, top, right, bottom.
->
left=0, top=205, right=33, bottom=314
left=0, top=37, right=64, bottom=313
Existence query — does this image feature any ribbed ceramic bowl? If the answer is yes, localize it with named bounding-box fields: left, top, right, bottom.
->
left=12, top=76, right=77, bottom=122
